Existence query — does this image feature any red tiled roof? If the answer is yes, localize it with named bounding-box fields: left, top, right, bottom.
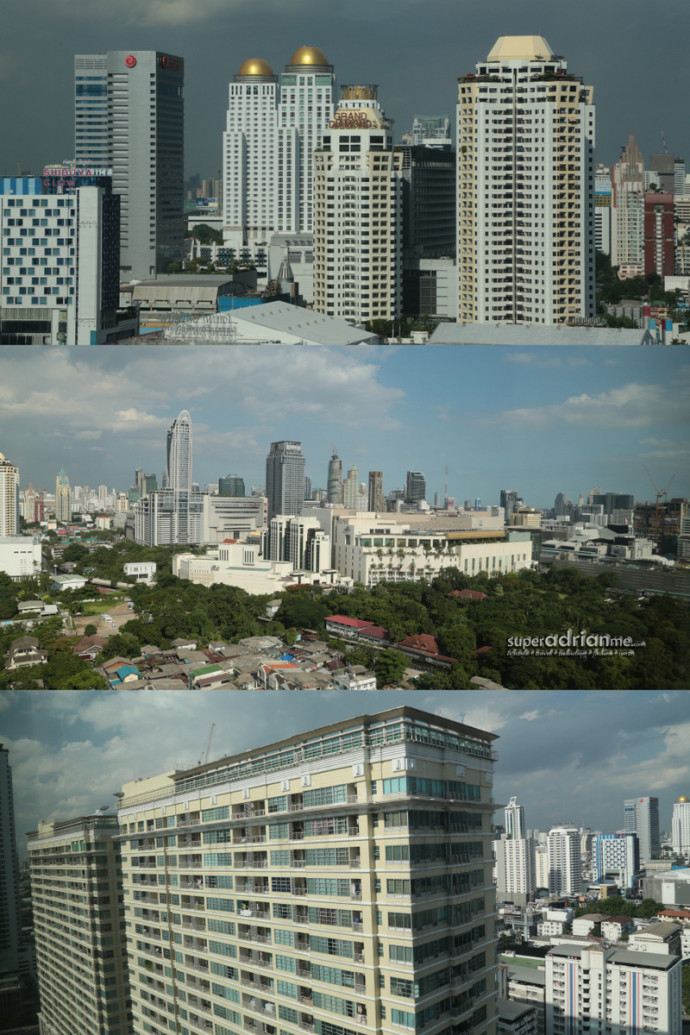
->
left=358, top=625, right=389, bottom=640
left=398, top=633, right=440, bottom=654
left=326, top=615, right=371, bottom=629
left=451, top=589, right=487, bottom=600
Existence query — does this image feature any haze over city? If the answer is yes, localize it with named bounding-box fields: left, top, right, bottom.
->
left=1, top=345, right=688, bottom=509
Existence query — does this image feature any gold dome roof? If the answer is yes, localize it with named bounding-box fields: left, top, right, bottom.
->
left=289, top=46, right=329, bottom=67
left=678, top=796, right=689, bottom=802
left=238, top=58, right=274, bottom=76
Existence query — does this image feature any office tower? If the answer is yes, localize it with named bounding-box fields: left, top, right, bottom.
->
left=593, top=831, right=640, bottom=890
left=457, top=36, right=595, bottom=325
left=547, top=825, right=582, bottom=896
left=649, top=153, right=676, bottom=194
left=500, top=490, right=519, bottom=524
left=219, top=474, right=246, bottom=498
left=75, top=50, right=184, bottom=279
left=27, top=814, right=130, bottom=1034
left=624, top=797, right=660, bottom=861
left=266, top=440, right=305, bottom=521
left=0, top=172, right=127, bottom=345
left=117, top=706, right=500, bottom=1035
left=0, top=745, right=21, bottom=975
left=589, top=491, right=634, bottom=527
left=133, top=488, right=203, bottom=546
left=166, top=409, right=192, bottom=493
left=671, top=795, right=690, bottom=854
left=314, top=85, right=403, bottom=321
left=611, top=135, right=645, bottom=274
left=545, top=944, right=682, bottom=1035
left=0, top=452, right=19, bottom=536
left=327, top=450, right=343, bottom=504
left=343, top=465, right=359, bottom=509
left=55, top=468, right=72, bottom=524
left=405, top=470, right=426, bottom=504
left=368, top=471, right=384, bottom=512
left=644, top=192, right=675, bottom=276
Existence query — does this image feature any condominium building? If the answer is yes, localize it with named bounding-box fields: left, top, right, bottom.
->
left=368, top=472, right=384, bottom=514
left=456, top=36, right=595, bottom=325
left=55, top=467, right=72, bottom=524
left=643, top=192, right=675, bottom=277
left=611, top=135, right=645, bottom=275
left=117, top=706, right=499, bottom=1035
left=75, top=50, right=185, bottom=279
left=545, top=944, right=682, bottom=1035
left=624, top=797, right=660, bottom=862
left=314, top=85, right=403, bottom=321
left=266, top=441, right=305, bottom=522
left=494, top=799, right=535, bottom=904
left=0, top=745, right=21, bottom=976
left=27, top=813, right=131, bottom=1035
left=0, top=452, right=19, bottom=536
left=671, top=796, right=690, bottom=855
left=546, top=826, right=582, bottom=896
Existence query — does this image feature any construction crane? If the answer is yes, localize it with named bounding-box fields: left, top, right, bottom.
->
left=198, top=723, right=215, bottom=767
left=643, top=466, right=676, bottom=539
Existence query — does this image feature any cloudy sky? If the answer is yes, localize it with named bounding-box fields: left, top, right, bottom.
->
left=3, top=690, right=688, bottom=863
left=2, top=0, right=688, bottom=179
left=1, top=345, right=688, bottom=510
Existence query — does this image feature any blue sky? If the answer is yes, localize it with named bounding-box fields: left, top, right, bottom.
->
left=3, top=690, right=688, bottom=863
left=0, top=345, right=688, bottom=510
left=1, top=0, right=688, bottom=178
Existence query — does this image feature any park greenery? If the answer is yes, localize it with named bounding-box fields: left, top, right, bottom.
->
left=574, top=896, right=666, bottom=920
left=596, top=249, right=686, bottom=327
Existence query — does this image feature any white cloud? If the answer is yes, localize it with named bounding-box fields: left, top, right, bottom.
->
left=49, top=0, right=298, bottom=27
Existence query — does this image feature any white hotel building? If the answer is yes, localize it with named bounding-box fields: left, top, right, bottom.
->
left=456, top=36, right=595, bottom=325
left=116, top=707, right=499, bottom=1035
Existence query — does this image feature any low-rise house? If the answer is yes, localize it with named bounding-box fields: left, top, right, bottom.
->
left=600, top=916, right=635, bottom=942
left=332, top=666, right=377, bottom=690
left=107, top=663, right=142, bottom=687
left=395, top=632, right=457, bottom=670
left=5, top=636, right=49, bottom=671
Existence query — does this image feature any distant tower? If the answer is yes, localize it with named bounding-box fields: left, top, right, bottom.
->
left=55, top=468, right=72, bottom=524
left=0, top=745, right=21, bottom=975
left=500, top=489, right=518, bottom=523
left=166, top=410, right=192, bottom=493
left=671, top=796, right=690, bottom=854
left=327, top=450, right=343, bottom=504
left=218, top=474, right=246, bottom=497
left=0, top=452, right=19, bottom=535
left=368, top=471, right=384, bottom=512
left=405, top=470, right=426, bottom=504
left=505, top=796, right=526, bottom=839
left=547, top=825, right=583, bottom=895
left=343, top=465, right=359, bottom=509
left=611, top=134, right=645, bottom=272
left=623, top=797, right=660, bottom=861
left=266, top=441, right=305, bottom=521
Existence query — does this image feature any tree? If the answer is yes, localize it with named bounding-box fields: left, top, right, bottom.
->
left=374, top=649, right=407, bottom=689
left=84, top=624, right=98, bottom=637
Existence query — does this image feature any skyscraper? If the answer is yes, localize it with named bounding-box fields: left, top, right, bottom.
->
left=495, top=798, right=535, bottom=902
left=219, top=474, right=246, bottom=497
left=314, top=85, right=403, bottom=321
left=504, top=795, right=526, bottom=839
left=368, top=471, right=384, bottom=512
left=266, top=440, right=305, bottom=521
left=405, top=470, right=426, bottom=504
left=457, top=36, right=595, bottom=325
left=500, top=490, right=519, bottom=523
left=117, top=706, right=500, bottom=1035
left=327, top=450, right=343, bottom=504
left=624, top=796, right=660, bottom=861
left=55, top=467, right=72, bottom=524
left=28, top=813, right=131, bottom=1034
left=0, top=745, right=21, bottom=976
left=343, top=464, right=359, bottom=509
left=611, top=134, right=645, bottom=275
left=166, top=409, right=192, bottom=493
left=547, top=825, right=582, bottom=896
left=75, top=50, right=184, bottom=279
left=0, top=452, right=19, bottom=536
left=671, top=796, right=690, bottom=854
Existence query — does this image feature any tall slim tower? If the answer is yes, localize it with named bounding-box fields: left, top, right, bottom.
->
left=55, top=468, right=72, bottom=524
left=495, top=796, right=535, bottom=901
left=75, top=50, right=184, bottom=279
left=547, top=825, right=583, bottom=895
left=0, top=745, right=21, bottom=976
left=671, top=796, right=690, bottom=854
left=624, top=796, right=660, bottom=861
left=266, top=440, right=305, bottom=521
left=611, top=134, right=645, bottom=273
left=166, top=409, right=192, bottom=493
left=327, top=450, right=343, bottom=504
left=457, top=36, right=595, bottom=324
left=368, top=471, right=384, bottom=512
left=0, top=452, right=19, bottom=536
left=504, top=795, right=526, bottom=839
left=343, top=464, right=359, bottom=509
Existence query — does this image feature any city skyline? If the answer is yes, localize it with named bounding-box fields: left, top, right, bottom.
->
left=3, top=690, right=688, bottom=865
left=0, top=345, right=688, bottom=510
left=2, top=0, right=689, bottom=181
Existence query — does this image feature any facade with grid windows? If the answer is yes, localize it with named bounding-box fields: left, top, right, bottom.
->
left=117, top=706, right=499, bottom=1035
left=27, top=814, right=131, bottom=1035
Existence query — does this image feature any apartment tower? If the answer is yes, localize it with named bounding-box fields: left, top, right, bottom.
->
left=623, top=797, right=660, bottom=861
left=27, top=813, right=131, bottom=1035
left=55, top=468, right=72, bottom=524
left=75, top=50, right=184, bottom=279
left=457, top=36, right=595, bottom=325
left=671, top=795, right=690, bottom=855
left=368, top=471, right=384, bottom=513
left=0, top=453, right=19, bottom=536
left=610, top=134, right=645, bottom=276
left=117, top=706, right=499, bottom=1035
left=546, top=825, right=582, bottom=896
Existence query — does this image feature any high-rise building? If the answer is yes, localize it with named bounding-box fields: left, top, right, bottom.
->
left=27, top=813, right=131, bottom=1034
left=644, top=192, right=675, bottom=277
left=547, top=825, right=582, bottom=896
left=314, top=85, right=403, bottom=321
left=404, top=116, right=452, bottom=150
left=405, top=471, right=426, bottom=504
left=0, top=745, right=21, bottom=976
left=75, top=50, right=184, bottom=279
left=649, top=153, right=676, bottom=194
left=0, top=453, right=19, bottom=536
left=327, top=451, right=343, bottom=504
left=368, top=471, right=384, bottom=512
left=166, top=409, right=192, bottom=493
left=504, top=796, right=526, bottom=839
left=624, top=796, right=660, bottom=861
left=495, top=798, right=535, bottom=903
left=55, top=468, right=72, bottom=524
left=593, top=831, right=640, bottom=890
left=611, top=134, right=645, bottom=275
left=500, top=491, right=519, bottom=524
left=343, top=465, right=359, bottom=509
left=117, top=706, right=499, bottom=1035
left=266, top=440, right=305, bottom=521
left=545, top=944, right=682, bottom=1035
left=457, top=36, right=595, bottom=325
left=671, top=795, right=690, bottom=854
left=219, top=474, right=246, bottom=498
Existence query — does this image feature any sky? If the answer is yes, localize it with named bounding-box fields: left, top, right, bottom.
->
left=2, top=0, right=689, bottom=180
left=0, top=345, right=688, bottom=510
left=3, top=689, right=689, bottom=864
